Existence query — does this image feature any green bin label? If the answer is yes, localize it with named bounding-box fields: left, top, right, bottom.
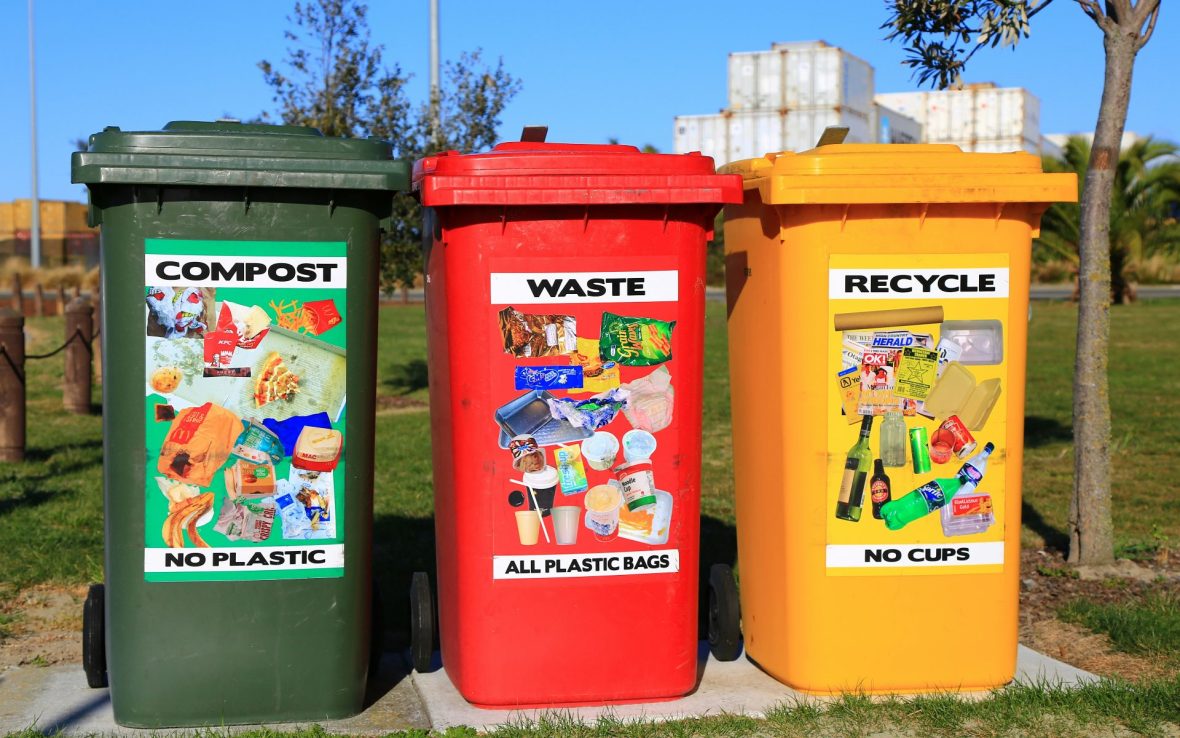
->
left=142, top=239, right=347, bottom=582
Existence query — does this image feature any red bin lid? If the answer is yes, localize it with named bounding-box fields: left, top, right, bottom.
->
left=414, top=141, right=743, bottom=206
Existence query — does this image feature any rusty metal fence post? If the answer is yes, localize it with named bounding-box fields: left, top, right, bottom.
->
left=64, top=297, right=94, bottom=415
left=0, top=308, right=25, bottom=461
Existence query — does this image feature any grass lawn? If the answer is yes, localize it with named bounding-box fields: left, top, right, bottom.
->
left=1, top=299, right=1179, bottom=735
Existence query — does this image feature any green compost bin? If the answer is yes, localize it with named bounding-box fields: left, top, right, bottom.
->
left=71, top=121, right=410, bottom=727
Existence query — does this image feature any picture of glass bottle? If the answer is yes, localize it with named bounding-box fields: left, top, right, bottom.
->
left=879, top=410, right=907, bottom=467
left=835, top=415, right=874, bottom=522
left=870, top=459, right=892, bottom=519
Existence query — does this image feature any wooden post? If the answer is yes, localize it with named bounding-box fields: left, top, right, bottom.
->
left=64, top=297, right=94, bottom=415
left=11, top=274, right=23, bottom=315
left=34, top=282, right=46, bottom=317
left=0, top=309, right=25, bottom=462
left=73, top=284, right=81, bottom=299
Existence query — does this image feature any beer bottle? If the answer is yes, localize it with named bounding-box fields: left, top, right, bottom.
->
left=835, top=415, right=874, bottom=522
left=870, top=459, right=891, bottom=519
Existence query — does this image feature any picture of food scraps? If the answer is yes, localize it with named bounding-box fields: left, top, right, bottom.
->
left=498, top=306, right=577, bottom=358
left=269, top=298, right=342, bottom=336
left=275, top=468, right=336, bottom=540
left=146, top=327, right=346, bottom=423
left=154, top=476, right=215, bottom=548
left=494, top=390, right=592, bottom=448
left=146, top=286, right=215, bottom=339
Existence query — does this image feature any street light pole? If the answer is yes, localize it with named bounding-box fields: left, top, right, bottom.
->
left=27, top=0, right=41, bottom=269
left=429, top=0, right=440, bottom=149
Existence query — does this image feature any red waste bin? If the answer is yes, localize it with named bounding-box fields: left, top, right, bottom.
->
left=413, top=139, right=741, bottom=707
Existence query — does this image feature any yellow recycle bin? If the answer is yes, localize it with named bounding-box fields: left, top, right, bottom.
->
left=721, top=144, right=1075, bottom=693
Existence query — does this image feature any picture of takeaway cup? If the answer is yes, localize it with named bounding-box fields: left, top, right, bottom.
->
left=509, top=434, right=546, bottom=473
left=551, top=506, right=581, bottom=545
left=581, top=431, right=619, bottom=471
left=520, top=466, right=559, bottom=516
left=584, top=484, right=623, bottom=541
left=613, top=459, right=658, bottom=512
left=515, top=510, right=541, bottom=546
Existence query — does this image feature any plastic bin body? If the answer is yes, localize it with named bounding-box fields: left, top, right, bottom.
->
left=722, top=144, right=1075, bottom=693
left=416, top=142, right=741, bottom=707
left=72, top=121, right=408, bottom=727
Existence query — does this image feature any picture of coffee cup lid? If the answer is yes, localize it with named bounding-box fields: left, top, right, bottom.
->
left=522, top=465, right=559, bottom=489
left=509, top=434, right=545, bottom=471
left=508, top=490, right=525, bottom=507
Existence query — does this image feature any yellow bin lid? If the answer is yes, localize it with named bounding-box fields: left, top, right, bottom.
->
left=720, top=144, right=1077, bottom=205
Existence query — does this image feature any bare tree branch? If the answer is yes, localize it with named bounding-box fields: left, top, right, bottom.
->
left=1075, top=0, right=1118, bottom=33
left=1134, top=0, right=1161, bottom=49
left=1108, top=0, right=1133, bottom=20
left=1028, top=0, right=1058, bottom=19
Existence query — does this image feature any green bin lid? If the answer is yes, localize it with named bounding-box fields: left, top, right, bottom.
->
left=72, top=120, right=410, bottom=191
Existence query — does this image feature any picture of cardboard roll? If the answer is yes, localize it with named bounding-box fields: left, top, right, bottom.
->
left=833, top=306, right=944, bottom=331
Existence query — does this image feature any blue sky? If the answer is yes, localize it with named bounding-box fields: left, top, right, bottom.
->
left=3, top=0, right=1176, bottom=202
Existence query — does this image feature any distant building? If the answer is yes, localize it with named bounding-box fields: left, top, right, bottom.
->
left=1043, top=131, right=1146, bottom=154
left=0, top=200, right=98, bottom=268
left=675, top=42, right=1056, bottom=165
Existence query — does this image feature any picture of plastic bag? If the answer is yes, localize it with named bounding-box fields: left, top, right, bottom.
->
left=621, top=366, right=674, bottom=433
left=599, top=312, right=674, bottom=366
left=546, top=388, right=629, bottom=431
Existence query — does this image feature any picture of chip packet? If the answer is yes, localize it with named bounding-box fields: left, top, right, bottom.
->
left=599, top=312, right=675, bottom=366
left=568, top=337, right=620, bottom=394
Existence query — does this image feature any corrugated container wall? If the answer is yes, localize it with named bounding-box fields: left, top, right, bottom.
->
left=674, top=114, right=729, bottom=166
left=728, top=42, right=874, bottom=114
left=676, top=110, right=873, bottom=167
left=870, top=104, right=922, bottom=144
left=874, top=87, right=1039, bottom=146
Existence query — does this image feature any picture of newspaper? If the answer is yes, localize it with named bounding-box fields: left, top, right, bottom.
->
left=150, top=327, right=346, bottom=423
left=855, top=330, right=935, bottom=415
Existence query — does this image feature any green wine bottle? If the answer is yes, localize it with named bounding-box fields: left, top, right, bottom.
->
left=835, top=415, right=874, bottom=522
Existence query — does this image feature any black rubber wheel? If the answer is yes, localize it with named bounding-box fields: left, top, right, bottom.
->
left=707, top=564, right=742, bottom=662
left=82, top=583, right=108, bottom=688
left=409, top=571, right=434, bottom=673
left=369, top=575, right=384, bottom=682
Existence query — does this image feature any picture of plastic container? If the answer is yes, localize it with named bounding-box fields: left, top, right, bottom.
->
left=613, top=459, right=658, bottom=511
left=583, top=484, right=623, bottom=541
left=622, top=429, right=658, bottom=463
left=581, top=432, right=620, bottom=471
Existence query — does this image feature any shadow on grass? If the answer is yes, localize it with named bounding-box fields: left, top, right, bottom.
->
left=1023, top=500, right=1070, bottom=554
left=1024, top=415, right=1073, bottom=449
left=370, top=512, right=741, bottom=645
left=383, top=359, right=429, bottom=395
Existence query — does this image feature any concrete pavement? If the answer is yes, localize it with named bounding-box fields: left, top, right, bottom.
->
left=0, top=644, right=1097, bottom=735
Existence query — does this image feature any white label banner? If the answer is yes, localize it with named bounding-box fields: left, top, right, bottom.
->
left=145, top=255, right=348, bottom=289
left=144, top=544, right=345, bottom=573
left=490, top=270, right=678, bottom=304
left=826, top=542, right=1004, bottom=568
left=829, top=268, right=1009, bottom=300
left=493, top=549, right=680, bottom=579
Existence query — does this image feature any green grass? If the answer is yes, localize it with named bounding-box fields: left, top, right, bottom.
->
left=1060, top=593, right=1180, bottom=664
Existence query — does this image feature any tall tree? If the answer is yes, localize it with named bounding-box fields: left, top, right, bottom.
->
left=884, top=0, right=1161, bottom=565
left=259, top=0, right=520, bottom=296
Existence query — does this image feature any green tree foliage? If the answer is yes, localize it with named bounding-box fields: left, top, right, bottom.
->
left=1038, top=137, right=1180, bottom=302
left=259, top=0, right=521, bottom=295
left=882, top=0, right=1162, bottom=566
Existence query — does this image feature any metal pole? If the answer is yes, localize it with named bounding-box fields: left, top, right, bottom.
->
left=28, top=0, right=41, bottom=268
left=429, top=0, right=440, bottom=148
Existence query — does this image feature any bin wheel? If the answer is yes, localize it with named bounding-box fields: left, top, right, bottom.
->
left=369, top=575, right=384, bottom=681
left=82, top=583, right=108, bottom=688
left=708, top=564, right=742, bottom=662
left=409, top=572, right=434, bottom=673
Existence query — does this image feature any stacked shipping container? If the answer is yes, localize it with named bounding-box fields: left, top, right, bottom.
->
left=675, top=41, right=905, bottom=166
left=874, top=84, right=1045, bottom=154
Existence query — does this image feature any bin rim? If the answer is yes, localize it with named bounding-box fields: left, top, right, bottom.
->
left=71, top=121, right=411, bottom=192
left=414, top=141, right=743, bottom=207
left=719, top=144, right=1078, bottom=205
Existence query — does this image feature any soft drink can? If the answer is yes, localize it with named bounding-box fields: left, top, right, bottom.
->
left=909, top=427, right=931, bottom=473
left=937, top=415, right=978, bottom=459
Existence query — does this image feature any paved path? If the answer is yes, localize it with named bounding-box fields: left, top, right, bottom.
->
left=0, top=645, right=1096, bottom=735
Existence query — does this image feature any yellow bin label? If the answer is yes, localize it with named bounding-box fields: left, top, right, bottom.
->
left=825, top=253, right=1008, bottom=576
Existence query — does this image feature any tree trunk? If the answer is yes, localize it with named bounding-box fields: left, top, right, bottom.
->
left=1068, top=31, right=1138, bottom=566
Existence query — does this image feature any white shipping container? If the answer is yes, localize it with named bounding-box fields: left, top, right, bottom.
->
left=728, top=42, right=874, bottom=114
left=875, top=86, right=1040, bottom=145
left=674, top=114, right=729, bottom=164
left=871, top=103, right=922, bottom=144
left=726, top=108, right=872, bottom=164
left=944, top=137, right=1042, bottom=154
